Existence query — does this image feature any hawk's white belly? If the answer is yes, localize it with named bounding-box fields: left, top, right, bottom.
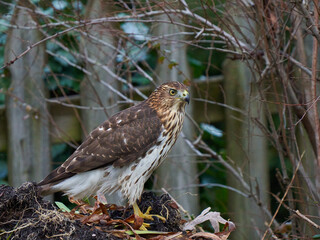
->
left=100, top=126, right=177, bottom=205
left=51, top=126, right=178, bottom=205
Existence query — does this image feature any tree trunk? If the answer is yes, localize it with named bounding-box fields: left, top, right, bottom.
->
left=224, top=58, right=269, bottom=239
left=153, top=10, right=200, bottom=215
left=223, top=3, right=269, bottom=237
left=294, top=11, right=320, bottom=228
left=80, top=0, right=120, bottom=203
left=4, top=0, right=50, bottom=186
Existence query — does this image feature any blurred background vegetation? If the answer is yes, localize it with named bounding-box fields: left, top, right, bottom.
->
left=1, top=0, right=320, bottom=239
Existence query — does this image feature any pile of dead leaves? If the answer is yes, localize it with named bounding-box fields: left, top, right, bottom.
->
left=0, top=182, right=235, bottom=239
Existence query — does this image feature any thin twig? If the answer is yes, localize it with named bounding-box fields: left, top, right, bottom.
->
left=262, top=152, right=303, bottom=239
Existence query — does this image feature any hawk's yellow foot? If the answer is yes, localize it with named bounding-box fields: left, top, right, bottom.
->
left=133, top=202, right=166, bottom=223
left=138, top=222, right=151, bottom=231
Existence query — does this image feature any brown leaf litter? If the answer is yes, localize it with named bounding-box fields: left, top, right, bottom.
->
left=0, top=182, right=234, bottom=239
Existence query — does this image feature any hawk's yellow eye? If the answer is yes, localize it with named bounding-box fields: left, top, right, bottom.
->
left=169, top=89, right=177, bottom=96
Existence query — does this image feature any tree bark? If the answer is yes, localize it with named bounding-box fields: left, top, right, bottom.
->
left=294, top=10, right=320, bottom=227
left=224, top=3, right=269, bottom=238
left=4, top=0, right=50, bottom=186
left=224, top=58, right=269, bottom=239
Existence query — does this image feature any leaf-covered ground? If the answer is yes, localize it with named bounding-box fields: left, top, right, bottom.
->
left=0, top=183, right=119, bottom=239
left=0, top=182, right=234, bottom=239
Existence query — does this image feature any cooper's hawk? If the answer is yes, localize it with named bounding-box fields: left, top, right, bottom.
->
left=38, top=81, right=189, bottom=222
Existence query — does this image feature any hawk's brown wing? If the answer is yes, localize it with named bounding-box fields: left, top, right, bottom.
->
left=38, top=101, right=162, bottom=186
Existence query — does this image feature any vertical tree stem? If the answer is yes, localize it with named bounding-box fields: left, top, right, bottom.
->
left=311, top=0, right=320, bottom=179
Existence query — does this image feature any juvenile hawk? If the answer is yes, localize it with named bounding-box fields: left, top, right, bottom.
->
left=38, top=82, right=189, bottom=212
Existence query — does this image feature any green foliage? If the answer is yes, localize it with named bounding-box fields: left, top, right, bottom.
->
left=0, top=21, right=8, bottom=105
left=199, top=122, right=228, bottom=216
left=55, top=201, right=71, bottom=212
left=36, top=0, right=87, bottom=16
left=188, top=42, right=226, bottom=78
left=0, top=153, right=8, bottom=185
left=51, top=143, right=76, bottom=167
left=44, top=32, right=83, bottom=96
left=131, top=75, right=150, bottom=86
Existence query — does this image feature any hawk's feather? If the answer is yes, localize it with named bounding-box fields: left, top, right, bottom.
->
left=39, top=102, right=161, bottom=186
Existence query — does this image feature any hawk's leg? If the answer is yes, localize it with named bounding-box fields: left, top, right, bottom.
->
left=68, top=197, right=88, bottom=213
left=133, top=202, right=166, bottom=223
left=96, top=192, right=108, bottom=204
left=68, top=196, right=84, bottom=205
left=92, top=193, right=108, bottom=213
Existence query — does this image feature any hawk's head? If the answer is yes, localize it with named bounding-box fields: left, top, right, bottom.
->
left=147, top=82, right=190, bottom=113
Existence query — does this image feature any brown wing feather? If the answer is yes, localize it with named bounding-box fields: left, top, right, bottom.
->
left=38, top=101, right=162, bottom=186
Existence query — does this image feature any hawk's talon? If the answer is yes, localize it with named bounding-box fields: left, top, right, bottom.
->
left=133, top=202, right=166, bottom=223
left=144, top=206, right=152, bottom=216
left=144, top=206, right=166, bottom=222
left=139, top=222, right=151, bottom=231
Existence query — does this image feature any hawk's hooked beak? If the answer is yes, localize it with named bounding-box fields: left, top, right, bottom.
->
left=179, top=90, right=190, bottom=104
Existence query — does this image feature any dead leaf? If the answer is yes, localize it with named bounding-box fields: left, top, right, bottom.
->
left=133, top=214, right=144, bottom=230
left=168, top=61, right=178, bottom=69
left=158, top=56, right=165, bottom=64
left=190, top=232, right=222, bottom=240
left=183, top=207, right=235, bottom=233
